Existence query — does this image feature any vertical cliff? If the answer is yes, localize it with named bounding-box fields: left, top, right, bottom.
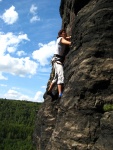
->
left=34, top=0, right=113, bottom=149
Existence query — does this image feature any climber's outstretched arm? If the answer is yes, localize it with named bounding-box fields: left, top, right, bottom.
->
left=61, top=37, right=71, bottom=45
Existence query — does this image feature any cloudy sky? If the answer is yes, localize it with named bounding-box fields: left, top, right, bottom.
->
left=0, top=0, right=61, bottom=102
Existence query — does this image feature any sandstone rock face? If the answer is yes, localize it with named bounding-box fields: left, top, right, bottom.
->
left=34, top=0, right=113, bottom=149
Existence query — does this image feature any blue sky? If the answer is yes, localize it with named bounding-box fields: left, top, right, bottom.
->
left=0, top=0, right=62, bottom=102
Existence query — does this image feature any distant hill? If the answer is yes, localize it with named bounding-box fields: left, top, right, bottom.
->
left=0, top=99, right=42, bottom=150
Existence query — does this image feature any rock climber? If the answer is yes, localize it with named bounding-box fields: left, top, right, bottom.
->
left=45, top=29, right=71, bottom=100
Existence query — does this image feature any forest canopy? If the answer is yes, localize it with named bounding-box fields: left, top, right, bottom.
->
left=0, top=99, right=42, bottom=150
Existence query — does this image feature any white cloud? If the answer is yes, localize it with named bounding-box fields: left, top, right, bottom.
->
left=0, top=32, right=38, bottom=78
left=32, top=41, right=55, bottom=66
left=0, top=32, right=30, bottom=56
left=7, top=46, right=16, bottom=53
left=0, top=6, right=18, bottom=24
left=0, top=54, right=38, bottom=77
left=29, top=4, right=40, bottom=23
left=34, top=91, right=44, bottom=102
left=4, top=89, right=44, bottom=102
left=30, top=16, right=40, bottom=23
left=16, top=50, right=27, bottom=56
left=30, top=4, right=37, bottom=15
left=4, top=89, right=31, bottom=100
left=0, top=84, right=7, bottom=87
left=0, top=31, right=39, bottom=79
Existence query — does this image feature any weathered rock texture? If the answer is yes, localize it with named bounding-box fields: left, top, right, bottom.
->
left=34, top=0, right=113, bottom=149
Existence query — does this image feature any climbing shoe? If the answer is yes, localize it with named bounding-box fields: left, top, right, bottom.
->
left=43, top=91, right=55, bottom=99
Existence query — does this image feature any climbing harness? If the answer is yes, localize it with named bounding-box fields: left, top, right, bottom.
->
left=51, top=54, right=65, bottom=65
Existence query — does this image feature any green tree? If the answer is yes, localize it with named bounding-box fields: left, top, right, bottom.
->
left=0, top=99, right=42, bottom=150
